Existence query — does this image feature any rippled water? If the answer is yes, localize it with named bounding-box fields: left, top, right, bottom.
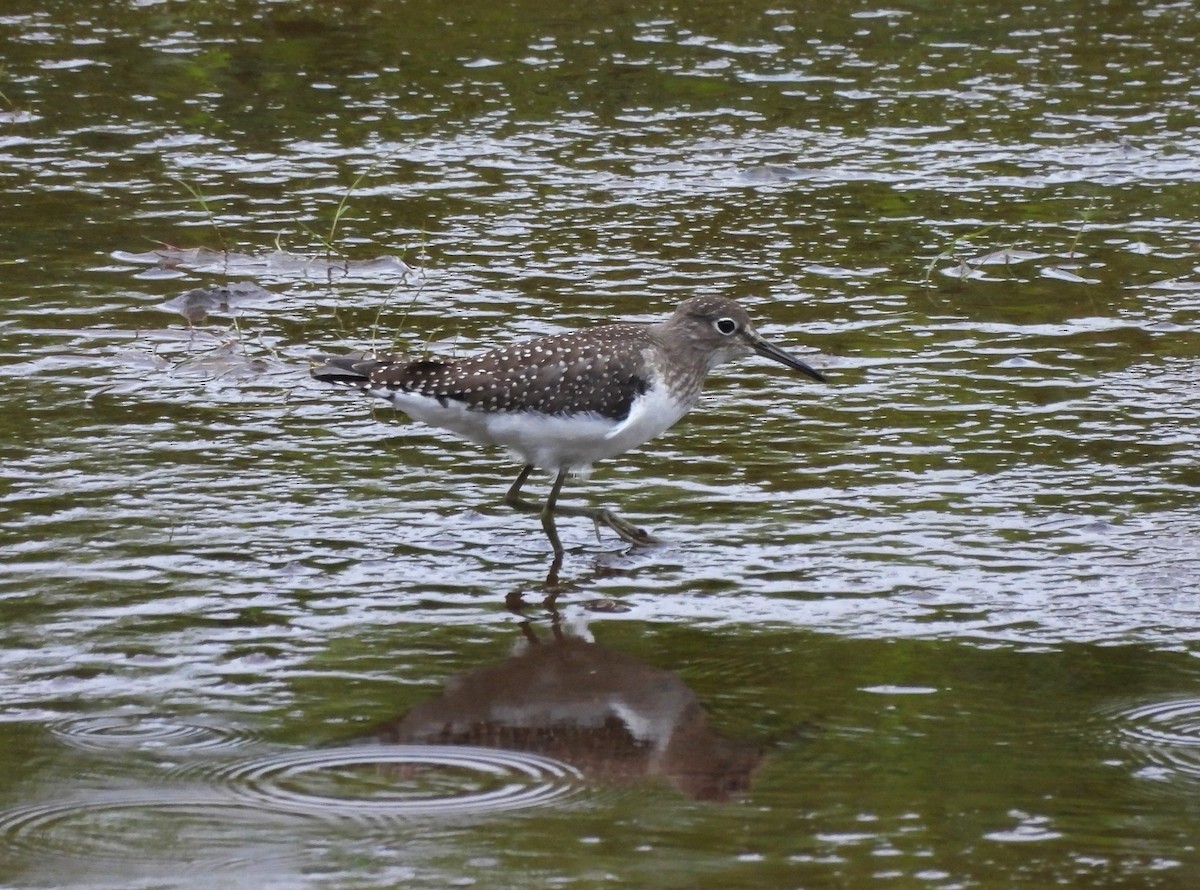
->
left=2, top=0, right=1200, bottom=886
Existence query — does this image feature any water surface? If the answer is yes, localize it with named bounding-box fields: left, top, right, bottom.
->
left=2, top=0, right=1199, bottom=886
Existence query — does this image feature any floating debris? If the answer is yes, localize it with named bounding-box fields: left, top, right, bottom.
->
left=939, top=261, right=993, bottom=281
left=737, top=164, right=821, bottom=183
left=968, top=248, right=1048, bottom=266
left=1040, top=265, right=1100, bottom=284
left=0, top=110, right=40, bottom=124
left=1144, top=277, right=1200, bottom=292
left=160, top=282, right=275, bottom=325
left=995, top=355, right=1040, bottom=368
left=112, top=246, right=416, bottom=282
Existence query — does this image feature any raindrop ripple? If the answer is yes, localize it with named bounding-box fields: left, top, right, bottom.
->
left=1108, top=697, right=1200, bottom=781
left=200, top=743, right=584, bottom=818
left=48, top=713, right=256, bottom=753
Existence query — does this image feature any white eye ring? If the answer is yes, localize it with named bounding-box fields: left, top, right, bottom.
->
left=714, top=317, right=738, bottom=336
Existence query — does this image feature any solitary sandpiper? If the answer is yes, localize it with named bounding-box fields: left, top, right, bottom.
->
left=311, top=295, right=826, bottom=556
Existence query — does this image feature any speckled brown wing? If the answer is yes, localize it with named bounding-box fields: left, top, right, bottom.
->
left=364, top=326, right=655, bottom=421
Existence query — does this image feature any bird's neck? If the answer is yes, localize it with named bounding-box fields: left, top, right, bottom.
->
left=646, top=321, right=713, bottom=405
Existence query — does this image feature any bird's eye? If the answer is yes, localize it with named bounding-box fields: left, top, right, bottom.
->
left=714, top=317, right=738, bottom=336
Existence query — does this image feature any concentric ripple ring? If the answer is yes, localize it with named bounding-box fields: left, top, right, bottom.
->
left=48, top=713, right=249, bottom=752
left=1107, top=697, right=1200, bottom=781
left=212, top=744, right=583, bottom=817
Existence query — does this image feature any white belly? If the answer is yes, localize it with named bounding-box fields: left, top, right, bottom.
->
left=375, top=383, right=694, bottom=471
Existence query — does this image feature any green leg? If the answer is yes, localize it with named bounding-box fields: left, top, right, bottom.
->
left=503, top=464, right=659, bottom=552
left=505, top=464, right=564, bottom=556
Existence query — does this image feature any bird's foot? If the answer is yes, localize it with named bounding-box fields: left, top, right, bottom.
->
left=507, top=498, right=657, bottom=550
left=588, top=508, right=659, bottom=547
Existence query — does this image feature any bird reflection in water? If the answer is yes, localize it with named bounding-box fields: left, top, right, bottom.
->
left=364, top=621, right=764, bottom=802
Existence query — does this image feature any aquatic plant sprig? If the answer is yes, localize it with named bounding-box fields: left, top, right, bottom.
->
left=1065, top=196, right=1103, bottom=261
left=372, top=226, right=438, bottom=358
left=301, top=149, right=403, bottom=270
left=0, top=63, right=20, bottom=111
left=922, top=223, right=998, bottom=284
left=171, top=177, right=229, bottom=254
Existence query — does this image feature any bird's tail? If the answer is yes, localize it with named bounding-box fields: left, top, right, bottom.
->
left=309, top=353, right=382, bottom=387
